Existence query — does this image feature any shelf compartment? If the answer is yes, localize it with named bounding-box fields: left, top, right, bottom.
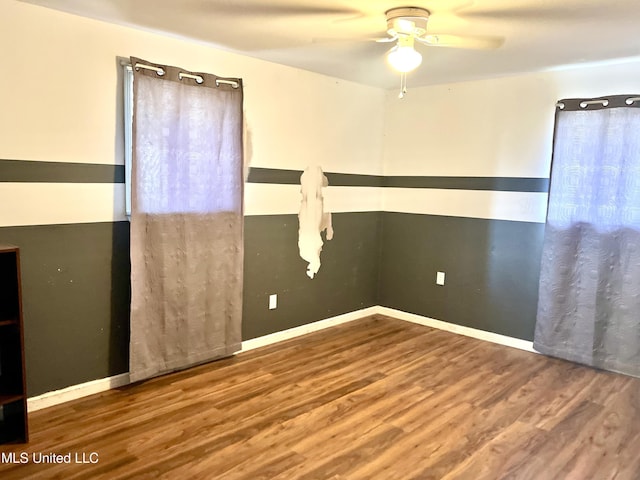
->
left=0, top=319, right=18, bottom=328
left=0, top=251, right=19, bottom=322
left=0, top=398, right=27, bottom=443
left=0, top=394, right=24, bottom=406
left=0, top=245, right=27, bottom=444
left=0, top=329, right=24, bottom=395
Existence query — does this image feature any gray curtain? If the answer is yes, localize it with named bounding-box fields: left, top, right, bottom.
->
left=129, top=57, right=244, bottom=382
left=534, top=95, right=640, bottom=377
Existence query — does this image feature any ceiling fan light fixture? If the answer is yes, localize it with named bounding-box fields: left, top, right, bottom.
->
left=387, top=44, right=422, bottom=73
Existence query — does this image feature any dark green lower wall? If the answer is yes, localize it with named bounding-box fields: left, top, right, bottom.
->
left=1, top=210, right=543, bottom=396
left=243, top=212, right=381, bottom=339
left=0, top=222, right=131, bottom=397
left=0, top=212, right=381, bottom=396
left=379, top=212, right=545, bottom=341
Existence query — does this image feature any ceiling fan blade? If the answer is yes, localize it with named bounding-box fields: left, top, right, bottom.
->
left=417, top=34, right=504, bottom=50
left=454, top=4, right=612, bottom=22
left=375, top=35, right=397, bottom=43
left=311, top=34, right=397, bottom=44
left=193, top=1, right=359, bottom=18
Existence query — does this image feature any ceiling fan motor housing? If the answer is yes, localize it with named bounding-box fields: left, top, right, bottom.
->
left=385, top=7, right=430, bottom=38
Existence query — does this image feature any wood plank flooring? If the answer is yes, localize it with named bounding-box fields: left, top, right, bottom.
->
left=1, top=314, right=640, bottom=479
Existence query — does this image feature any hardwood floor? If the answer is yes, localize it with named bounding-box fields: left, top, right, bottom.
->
left=1, top=315, right=640, bottom=479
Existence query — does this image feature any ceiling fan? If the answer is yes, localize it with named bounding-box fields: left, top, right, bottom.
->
left=373, top=7, right=503, bottom=97
left=190, top=1, right=504, bottom=94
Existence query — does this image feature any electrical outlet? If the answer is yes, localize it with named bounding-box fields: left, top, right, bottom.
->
left=269, top=294, right=277, bottom=310
left=436, top=271, right=445, bottom=286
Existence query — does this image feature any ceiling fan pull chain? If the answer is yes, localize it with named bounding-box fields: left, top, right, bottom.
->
left=399, top=72, right=407, bottom=99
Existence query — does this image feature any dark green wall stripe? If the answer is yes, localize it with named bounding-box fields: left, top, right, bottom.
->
left=247, top=167, right=383, bottom=187
left=0, top=159, right=125, bottom=183
left=247, top=167, right=548, bottom=192
left=1, top=162, right=548, bottom=192
left=383, top=176, right=549, bottom=192
left=247, top=167, right=302, bottom=185
left=326, top=173, right=384, bottom=187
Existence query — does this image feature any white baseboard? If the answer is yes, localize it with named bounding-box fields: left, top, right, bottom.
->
left=240, top=306, right=379, bottom=352
left=27, top=373, right=130, bottom=413
left=25, top=307, right=377, bottom=412
left=375, top=306, right=536, bottom=353
left=27, top=305, right=534, bottom=411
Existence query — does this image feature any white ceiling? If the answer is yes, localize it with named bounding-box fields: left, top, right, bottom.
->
left=18, top=0, right=640, bottom=89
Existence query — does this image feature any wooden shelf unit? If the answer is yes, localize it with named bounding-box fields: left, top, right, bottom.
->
left=0, top=245, right=28, bottom=444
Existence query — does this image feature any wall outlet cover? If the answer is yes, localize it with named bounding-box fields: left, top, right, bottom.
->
left=269, top=294, right=278, bottom=310
left=436, top=271, right=445, bottom=286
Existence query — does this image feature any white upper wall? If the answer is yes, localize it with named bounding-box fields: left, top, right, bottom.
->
left=0, top=0, right=385, bottom=175
left=382, top=59, right=640, bottom=178
left=4, top=0, right=640, bottom=183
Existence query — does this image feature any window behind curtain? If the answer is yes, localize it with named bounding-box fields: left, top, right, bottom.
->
left=124, top=64, right=133, bottom=217
left=547, top=101, right=640, bottom=230
left=124, top=64, right=242, bottom=216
